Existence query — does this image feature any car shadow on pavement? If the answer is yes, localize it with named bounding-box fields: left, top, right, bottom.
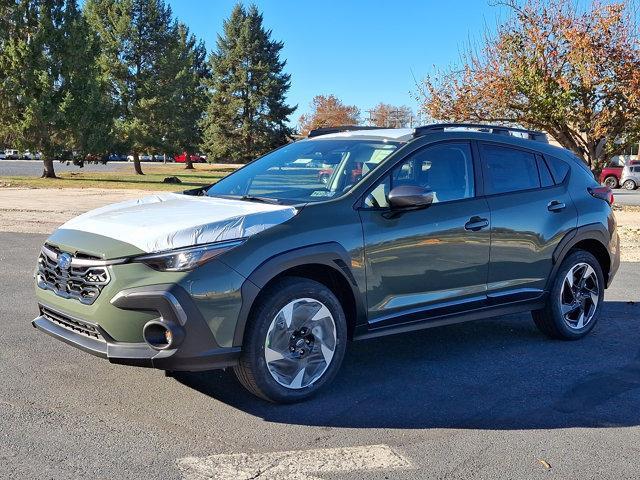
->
left=174, top=300, right=640, bottom=430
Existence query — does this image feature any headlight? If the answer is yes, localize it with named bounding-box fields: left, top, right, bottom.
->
left=133, top=239, right=244, bottom=272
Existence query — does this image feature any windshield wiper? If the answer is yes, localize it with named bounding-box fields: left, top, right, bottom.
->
left=237, top=195, right=281, bottom=205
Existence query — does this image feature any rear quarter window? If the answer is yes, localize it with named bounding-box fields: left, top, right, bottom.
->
left=537, top=155, right=554, bottom=187
left=545, top=156, right=571, bottom=184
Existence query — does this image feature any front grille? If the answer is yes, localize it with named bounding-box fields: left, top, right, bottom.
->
left=36, top=246, right=111, bottom=305
left=41, top=306, right=104, bottom=341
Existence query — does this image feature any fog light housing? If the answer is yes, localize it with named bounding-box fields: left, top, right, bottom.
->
left=143, top=320, right=184, bottom=350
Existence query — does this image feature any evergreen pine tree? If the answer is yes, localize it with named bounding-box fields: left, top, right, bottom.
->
left=85, top=0, right=177, bottom=175
left=0, top=0, right=113, bottom=178
left=161, top=23, right=209, bottom=169
left=202, top=4, right=295, bottom=163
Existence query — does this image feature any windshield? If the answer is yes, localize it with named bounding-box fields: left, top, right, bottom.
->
left=207, top=139, right=400, bottom=203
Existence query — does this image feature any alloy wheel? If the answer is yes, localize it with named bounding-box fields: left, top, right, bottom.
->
left=560, top=262, right=600, bottom=330
left=604, top=176, right=617, bottom=189
left=264, top=298, right=337, bottom=389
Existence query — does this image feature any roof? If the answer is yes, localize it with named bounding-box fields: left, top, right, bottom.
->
left=311, top=128, right=415, bottom=141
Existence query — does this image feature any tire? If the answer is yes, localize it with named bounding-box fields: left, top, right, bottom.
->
left=532, top=250, right=604, bottom=340
left=603, top=176, right=618, bottom=189
left=623, top=179, right=637, bottom=190
left=234, top=277, right=348, bottom=403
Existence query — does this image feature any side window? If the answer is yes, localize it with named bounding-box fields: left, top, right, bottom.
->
left=363, top=142, right=475, bottom=208
left=481, top=144, right=540, bottom=194
left=546, top=156, right=571, bottom=184
left=633, top=166, right=640, bottom=173
left=537, top=155, right=554, bottom=187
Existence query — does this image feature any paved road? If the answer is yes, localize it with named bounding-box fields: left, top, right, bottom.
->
left=1, top=231, right=640, bottom=479
left=614, top=189, right=640, bottom=206
left=0, top=159, right=240, bottom=177
left=0, top=159, right=131, bottom=176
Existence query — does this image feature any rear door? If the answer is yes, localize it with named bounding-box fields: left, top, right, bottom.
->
left=479, top=142, right=577, bottom=303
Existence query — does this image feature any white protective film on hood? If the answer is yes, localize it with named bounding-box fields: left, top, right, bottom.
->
left=59, top=193, right=298, bottom=253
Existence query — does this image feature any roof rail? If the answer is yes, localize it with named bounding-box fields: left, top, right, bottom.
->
left=414, top=123, right=548, bottom=143
left=307, top=126, right=386, bottom=138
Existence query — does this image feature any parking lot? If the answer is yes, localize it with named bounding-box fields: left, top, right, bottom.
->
left=1, top=229, right=640, bottom=479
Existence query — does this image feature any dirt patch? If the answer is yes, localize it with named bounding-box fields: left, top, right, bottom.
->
left=618, top=225, right=640, bottom=262
left=0, top=187, right=156, bottom=234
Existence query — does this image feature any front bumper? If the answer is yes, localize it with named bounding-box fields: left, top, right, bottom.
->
left=32, top=284, right=241, bottom=371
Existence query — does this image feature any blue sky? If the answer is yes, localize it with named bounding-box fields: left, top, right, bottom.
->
left=166, top=0, right=511, bottom=123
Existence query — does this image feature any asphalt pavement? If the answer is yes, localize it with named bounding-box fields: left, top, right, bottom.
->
left=0, top=159, right=130, bottom=176
left=614, top=189, right=640, bottom=206
left=1, top=231, right=640, bottom=479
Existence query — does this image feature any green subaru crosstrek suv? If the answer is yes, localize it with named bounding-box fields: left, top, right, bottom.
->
left=33, top=124, right=620, bottom=403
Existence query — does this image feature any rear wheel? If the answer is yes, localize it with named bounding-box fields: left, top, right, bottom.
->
left=623, top=179, right=637, bottom=190
left=234, top=277, right=347, bottom=403
left=532, top=250, right=604, bottom=340
left=603, top=176, right=618, bottom=189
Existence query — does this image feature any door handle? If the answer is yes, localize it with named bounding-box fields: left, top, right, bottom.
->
left=547, top=200, right=566, bottom=212
left=464, top=216, right=489, bottom=231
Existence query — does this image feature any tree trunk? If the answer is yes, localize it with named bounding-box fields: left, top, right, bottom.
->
left=133, top=151, right=144, bottom=175
left=184, top=150, right=194, bottom=170
left=41, top=157, right=57, bottom=178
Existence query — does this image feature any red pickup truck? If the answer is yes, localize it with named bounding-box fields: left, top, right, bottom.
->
left=600, top=159, right=640, bottom=188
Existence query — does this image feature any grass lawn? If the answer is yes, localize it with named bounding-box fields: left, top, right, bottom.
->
left=0, top=163, right=236, bottom=191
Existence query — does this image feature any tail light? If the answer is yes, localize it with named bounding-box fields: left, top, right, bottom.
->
left=588, top=186, right=614, bottom=205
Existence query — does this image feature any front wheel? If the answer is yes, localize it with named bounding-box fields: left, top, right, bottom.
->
left=623, top=179, right=637, bottom=190
left=532, top=250, right=604, bottom=340
left=234, top=277, right=347, bottom=403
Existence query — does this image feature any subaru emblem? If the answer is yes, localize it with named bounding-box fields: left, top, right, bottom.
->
left=58, top=252, right=72, bottom=270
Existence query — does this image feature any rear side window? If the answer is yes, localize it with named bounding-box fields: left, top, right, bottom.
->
left=537, top=155, right=554, bottom=187
left=480, top=144, right=540, bottom=194
left=633, top=166, right=640, bottom=173
left=546, top=156, right=571, bottom=184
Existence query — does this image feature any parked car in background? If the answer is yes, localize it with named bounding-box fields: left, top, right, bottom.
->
left=23, top=151, right=42, bottom=160
left=599, top=159, right=640, bottom=188
left=5, top=149, right=20, bottom=159
left=108, top=154, right=127, bottom=162
left=127, top=154, right=153, bottom=162
left=621, top=164, right=640, bottom=190
left=0, top=150, right=5, bottom=160
left=32, top=124, right=619, bottom=403
left=174, top=152, right=205, bottom=163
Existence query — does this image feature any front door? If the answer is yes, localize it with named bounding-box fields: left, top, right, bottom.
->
left=359, top=141, right=491, bottom=328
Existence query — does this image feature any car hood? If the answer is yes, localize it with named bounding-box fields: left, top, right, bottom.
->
left=58, top=193, right=298, bottom=254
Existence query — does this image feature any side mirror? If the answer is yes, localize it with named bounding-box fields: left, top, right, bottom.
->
left=387, top=185, right=434, bottom=210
